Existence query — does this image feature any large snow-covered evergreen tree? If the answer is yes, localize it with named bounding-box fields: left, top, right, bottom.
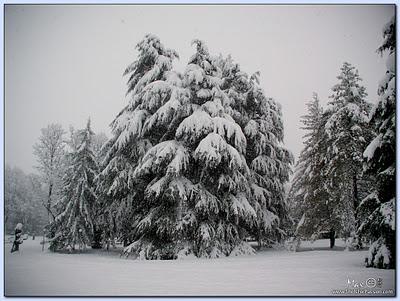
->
left=49, top=120, right=99, bottom=251
left=99, top=35, right=292, bottom=259
left=357, top=16, right=395, bottom=269
left=125, top=39, right=256, bottom=258
left=323, top=62, right=372, bottom=240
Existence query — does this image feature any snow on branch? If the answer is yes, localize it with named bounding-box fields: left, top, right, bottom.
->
left=194, top=133, right=245, bottom=170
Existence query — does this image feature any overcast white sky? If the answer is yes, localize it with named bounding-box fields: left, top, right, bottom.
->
left=5, top=4, right=395, bottom=174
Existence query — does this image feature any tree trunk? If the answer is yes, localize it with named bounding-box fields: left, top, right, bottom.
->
left=91, top=226, right=102, bottom=249
left=352, top=174, right=359, bottom=211
left=352, top=174, right=360, bottom=241
left=329, top=228, right=335, bottom=248
left=22, top=215, right=27, bottom=228
left=47, top=183, right=53, bottom=223
left=257, top=228, right=262, bottom=250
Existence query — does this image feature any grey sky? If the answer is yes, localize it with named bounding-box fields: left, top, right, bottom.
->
left=5, top=5, right=394, bottom=174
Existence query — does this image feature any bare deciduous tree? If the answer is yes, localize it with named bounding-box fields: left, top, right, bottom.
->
left=33, top=123, right=66, bottom=222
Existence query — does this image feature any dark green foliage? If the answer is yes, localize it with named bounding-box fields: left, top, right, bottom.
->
left=49, top=120, right=99, bottom=251
left=358, top=16, right=395, bottom=269
left=99, top=35, right=293, bottom=259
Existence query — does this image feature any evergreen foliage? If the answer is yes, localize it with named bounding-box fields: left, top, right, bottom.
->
left=49, top=120, right=99, bottom=251
left=290, top=62, right=373, bottom=247
left=288, top=94, right=335, bottom=240
left=99, top=35, right=292, bottom=259
left=358, top=16, right=396, bottom=269
left=218, top=55, right=293, bottom=246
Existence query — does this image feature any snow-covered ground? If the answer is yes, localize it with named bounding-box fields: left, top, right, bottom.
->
left=4, top=237, right=395, bottom=296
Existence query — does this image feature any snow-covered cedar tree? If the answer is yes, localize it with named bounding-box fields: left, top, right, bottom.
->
left=49, top=120, right=99, bottom=251
left=323, top=62, right=372, bottom=242
left=217, top=55, right=293, bottom=248
left=288, top=94, right=341, bottom=248
left=97, top=34, right=181, bottom=250
left=100, top=35, right=292, bottom=259
left=124, top=39, right=257, bottom=259
left=358, top=16, right=395, bottom=269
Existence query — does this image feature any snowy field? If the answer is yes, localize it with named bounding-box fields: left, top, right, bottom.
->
left=5, top=237, right=395, bottom=296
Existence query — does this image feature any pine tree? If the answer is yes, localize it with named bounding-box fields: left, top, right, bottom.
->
left=97, top=34, right=180, bottom=248
left=324, top=62, right=372, bottom=241
left=358, top=16, right=395, bottom=269
left=218, top=55, right=293, bottom=247
left=124, top=39, right=256, bottom=259
left=289, top=94, right=323, bottom=224
left=100, top=35, right=292, bottom=259
left=49, top=120, right=99, bottom=251
left=288, top=94, right=339, bottom=247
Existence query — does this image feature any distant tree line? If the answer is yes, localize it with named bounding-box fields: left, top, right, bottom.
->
left=5, top=166, right=47, bottom=234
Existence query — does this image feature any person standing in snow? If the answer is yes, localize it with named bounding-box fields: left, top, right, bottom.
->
left=11, top=223, right=23, bottom=253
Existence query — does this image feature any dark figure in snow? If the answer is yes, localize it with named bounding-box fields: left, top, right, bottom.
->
left=11, top=223, right=23, bottom=253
